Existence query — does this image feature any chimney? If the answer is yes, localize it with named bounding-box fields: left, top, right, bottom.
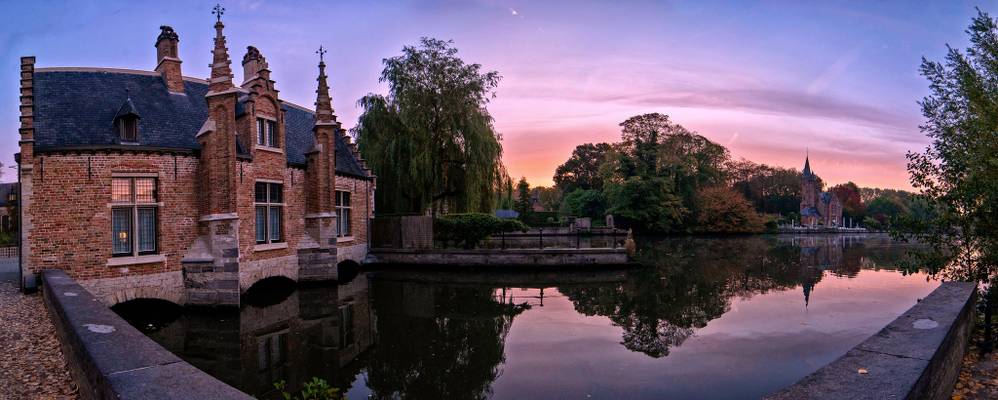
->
left=155, top=25, right=184, bottom=93
left=241, top=46, right=270, bottom=85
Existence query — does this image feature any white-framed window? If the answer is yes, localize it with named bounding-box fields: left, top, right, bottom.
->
left=111, top=177, right=158, bottom=256
left=256, top=117, right=278, bottom=148
left=255, top=182, right=284, bottom=244
left=335, top=190, right=351, bottom=237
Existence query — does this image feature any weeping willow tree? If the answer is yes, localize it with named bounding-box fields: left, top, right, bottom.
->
left=355, top=38, right=507, bottom=215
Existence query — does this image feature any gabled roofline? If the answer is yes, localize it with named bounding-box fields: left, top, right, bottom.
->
left=34, top=67, right=209, bottom=84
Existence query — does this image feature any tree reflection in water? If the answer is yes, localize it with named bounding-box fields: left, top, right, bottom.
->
left=562, top=234, right=917, bottom=358
left=116, top=234, right=926, bottom=399
left=363, top=280, right=529, bottom=400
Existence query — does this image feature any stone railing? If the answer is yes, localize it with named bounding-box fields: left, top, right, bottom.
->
left=40, top=269, right=251, bottom=400
left=766, top=281, right=977, bottom=400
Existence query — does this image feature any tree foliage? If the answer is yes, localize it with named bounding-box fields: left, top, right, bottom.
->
left=514, top=177, right=531, bottom=218
left=355, top=38, right=506, bottom=215
left=898, top=9, right=998, bottom=287
left=561, top=189, right=607, bottom=221
left=829, top=182, right=865, bottom=221
left=728, top=159, right=802, bottom=216
left=693, top=186, right=766, bottom=233
left=553, top=143, right=612, bottom=193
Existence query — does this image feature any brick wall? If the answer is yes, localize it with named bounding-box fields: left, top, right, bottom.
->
left=24, top=151, right=372, bottom=297
left=25, top=153, right=200, bottom=280
left=336, top=175, right=373, bottom=248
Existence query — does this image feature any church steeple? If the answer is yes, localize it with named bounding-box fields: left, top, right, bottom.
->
left=802, top=152, right=814, bottom=179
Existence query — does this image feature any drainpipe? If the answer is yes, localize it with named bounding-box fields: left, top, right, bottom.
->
left=16, top=161, right=22, bottom=292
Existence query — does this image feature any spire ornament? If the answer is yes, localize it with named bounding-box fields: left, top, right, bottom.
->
left=316, top=46, right=327, bottom=63
left=314, top=45, right=335, bottom=123
left=207, top=3, right=234, bottom=93
left=212, top=4, right=225, bottom=22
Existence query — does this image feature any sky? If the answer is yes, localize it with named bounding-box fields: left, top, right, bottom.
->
left=0, top=0, right=989, bottom=189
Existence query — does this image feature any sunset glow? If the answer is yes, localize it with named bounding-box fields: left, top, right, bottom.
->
left=0, top=1, right=984, bottom=189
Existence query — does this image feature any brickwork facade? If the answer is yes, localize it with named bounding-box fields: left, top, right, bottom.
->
left=17, top=20, right=374, bottom=306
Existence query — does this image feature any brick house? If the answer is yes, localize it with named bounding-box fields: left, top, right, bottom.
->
left=16, top=18, right=374, bottom=307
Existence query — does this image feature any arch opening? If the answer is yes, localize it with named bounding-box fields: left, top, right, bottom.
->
left=243, top=275, right=296, bottom=308
left=111, top=298, right=183, bottom=334
left=337, top=260, right=362, bottom=284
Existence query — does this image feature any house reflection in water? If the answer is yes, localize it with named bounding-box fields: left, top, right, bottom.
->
left=118, top=235, right=933, bottom=400
left=142, top=275, right=374, bottom=398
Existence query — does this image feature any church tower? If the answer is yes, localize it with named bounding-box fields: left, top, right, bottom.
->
left=800, top=154, right=819, bottom=226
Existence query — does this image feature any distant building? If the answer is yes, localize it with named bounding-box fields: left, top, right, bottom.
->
left=0, top=183, right=16, bottom=234
left=799, top=156, right=842, bottom=227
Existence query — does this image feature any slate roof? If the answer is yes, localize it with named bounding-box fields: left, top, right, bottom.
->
left=801, top=207, right=820, bottom=217
left=32, top=69, right=371, bottom=179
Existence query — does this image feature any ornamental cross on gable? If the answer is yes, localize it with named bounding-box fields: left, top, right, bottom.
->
left=317, top=46, right=327, bottom=62
left=212, top=4, right=225, bottom=22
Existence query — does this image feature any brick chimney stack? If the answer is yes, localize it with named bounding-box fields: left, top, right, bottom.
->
left=154, top=26, right=184, bottom=93
left=241, top=46, right=271, bottom=85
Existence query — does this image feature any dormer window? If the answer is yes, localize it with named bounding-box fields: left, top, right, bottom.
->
left=256, top=117, right=278, bottom=148
left=114, top=97, right=141, bottom=143
left=119, top=116, right=138, bottom=142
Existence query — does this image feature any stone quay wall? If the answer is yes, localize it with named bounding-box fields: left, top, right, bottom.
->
left=766, top=281, right=978, bottom=400
left=40, top=269, right=251, bottom=399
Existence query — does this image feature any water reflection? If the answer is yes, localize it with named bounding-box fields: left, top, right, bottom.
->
left=118, top=234, right=937, bottom=399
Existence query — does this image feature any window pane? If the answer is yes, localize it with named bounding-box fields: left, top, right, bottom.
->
left=255, top=182, right=267, bottom=203
left=267, top=120, right=277, bottom=147
left=137, top=208, right=156, bottom=252
left=135, top=178, right=156, bottom=203
left=343, top=207, right=350, bottom=236
left=255, top=206, right=267, bottom=243
left=121, top=119, right=137, bottom=141
left=335, top=191, right=342, bottom=207
left=112, top=208, right=132, bottom=254
left=269, top=183, right=282, bottom=203
left=112, top=178, right=132, bottom=203
left=257, top=119, right=265, bottom=145
left=335, top=209, right=342, bottom=237
left=269, top=206, right=282, bottom=242
left=343, top=192, right=350, bottom=207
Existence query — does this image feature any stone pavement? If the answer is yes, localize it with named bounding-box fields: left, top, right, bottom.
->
left=952, top=316, right=998, bottom=399
left=0, top=280, right=78, bottom=399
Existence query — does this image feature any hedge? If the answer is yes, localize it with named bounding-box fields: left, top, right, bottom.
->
left=435, top=213, right=528, bottom=249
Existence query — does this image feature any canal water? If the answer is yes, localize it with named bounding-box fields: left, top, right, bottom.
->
left=115, top=234, right=940, bottom=399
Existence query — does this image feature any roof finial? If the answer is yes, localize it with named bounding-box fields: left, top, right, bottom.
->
left=316, top=45, right=327, bottom=63
left=314, top=45, right=335, bottom=123
left=212, top=3, right=225, bottom=22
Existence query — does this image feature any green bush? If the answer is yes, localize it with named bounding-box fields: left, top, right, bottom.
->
left=435, top=213, right=528, bottom=249
left=275, top=378, right=343, bottom=400
left=520, top=211, right=564, bottom=227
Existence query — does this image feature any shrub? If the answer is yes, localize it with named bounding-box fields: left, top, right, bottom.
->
left=435, top=213, right=528, bottom=248
left=275, top=378, right=343, bottom=400
left=520, top=211, right=564, bottom=227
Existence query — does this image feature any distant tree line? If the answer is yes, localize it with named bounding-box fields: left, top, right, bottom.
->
left=546, top=113, right=927, bottom=233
